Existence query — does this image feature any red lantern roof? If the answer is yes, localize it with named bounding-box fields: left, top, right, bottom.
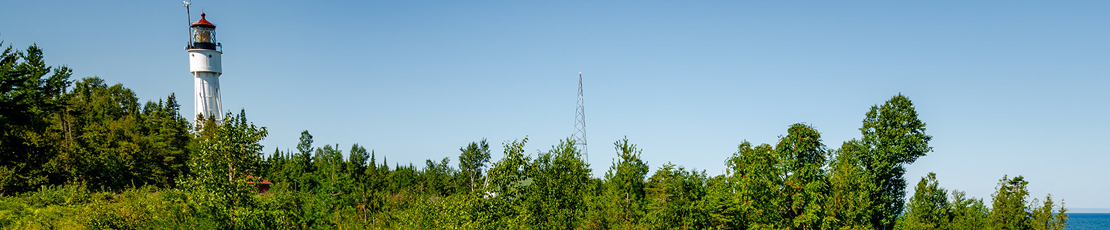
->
left=191, top=12, right=215, bottom=28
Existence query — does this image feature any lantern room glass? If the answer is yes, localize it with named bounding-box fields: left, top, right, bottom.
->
left=193, top=27, right=216, bottom=44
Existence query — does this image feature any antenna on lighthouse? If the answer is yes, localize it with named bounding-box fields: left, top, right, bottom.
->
left=183, top=1, right=192, bottom=44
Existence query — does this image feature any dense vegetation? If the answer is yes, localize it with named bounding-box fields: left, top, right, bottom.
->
left=0, top=42, right=1068, bottom=229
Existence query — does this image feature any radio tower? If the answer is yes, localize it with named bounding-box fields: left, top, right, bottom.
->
left=573, top=72, right=588, bottom=162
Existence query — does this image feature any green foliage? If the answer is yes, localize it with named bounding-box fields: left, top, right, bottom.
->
left=487, top=138, right=530, bottom=202
left=598, top=137, right=650, bottom=228
left=642, top=163, right=710, bottom=229
left=988, top=175, right=1069, bottom=230
left=178, top=110, right=268, bottom=226
left=422, top=156, right=457, bottom=196
left=0, top=48, right=1071, bottom=230
left=824, top=140, right=876, bottom=230
left=859, top=94, right=933, bottom=229
left=1029, top=194, right=1067, bottom=230
left=0, top=42, right=71, bottom=194
left=887, top=174, right=1067, bottom=230
left=56, top=78, right=192, bottom=190
left=295, top=130, right=315, bottom=191
left=520, top=138, right=592, bottom=228
left=948, top=190, right=990, bottom=230
left=777, top=123, right=829, bottom=229
left=898, top=172, right=950, bottom=230
left=0, top=41, right=190, bottom=194
left=313, top=143, right=346, bottom=195
left=458, top=139, right=491, bottom=193
left=990, top=175, right=1030, bottom=230
left=729, top=141, right=784, bottom=229
left=722, top=123, right=831, bottom=230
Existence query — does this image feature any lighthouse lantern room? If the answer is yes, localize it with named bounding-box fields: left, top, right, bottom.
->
left=187, top=12, right=224, bottom=123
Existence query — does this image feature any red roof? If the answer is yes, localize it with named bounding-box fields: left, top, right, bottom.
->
left=245, top=175, right=273, bottom=185
left=191, top=12, right=215, bottom=28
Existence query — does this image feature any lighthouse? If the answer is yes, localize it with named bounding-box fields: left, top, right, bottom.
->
left=186, top=12, right=224, bottom=122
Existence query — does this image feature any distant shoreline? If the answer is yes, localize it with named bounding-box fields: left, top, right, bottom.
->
left=1068, top=209, right=1110, bottom=214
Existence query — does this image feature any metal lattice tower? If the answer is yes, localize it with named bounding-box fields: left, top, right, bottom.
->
left=573, top=72, right=588, bottom=162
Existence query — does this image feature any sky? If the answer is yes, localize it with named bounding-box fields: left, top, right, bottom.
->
left=2, top=1, right=1107, bottom=209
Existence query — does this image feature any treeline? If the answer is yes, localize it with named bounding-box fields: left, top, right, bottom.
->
left=0, top=42, right=191, bottom=193
left=0, top=41, right=1068, bottom=229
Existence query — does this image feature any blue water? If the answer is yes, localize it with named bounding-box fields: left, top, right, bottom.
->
left=1065, top=213, right=1110, bottom=230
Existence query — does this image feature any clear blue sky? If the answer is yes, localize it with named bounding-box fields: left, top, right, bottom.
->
left=3, top=1, right=1107, bottom=209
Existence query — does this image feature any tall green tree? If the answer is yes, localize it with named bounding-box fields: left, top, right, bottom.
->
left=136, top=93, right=192, bottom=187
left=700, top=173, right=737, bottom=229
left=458, top=139, right=491, bottom=193
left=520, top=138, right=592, bottom=229
left=1029, top=194, right=1067, bottom=230
left=293, top=130, right=315, bottom=191
left=348, top=143, right=370, bottom=182
left=824, top=140, right=876, bottom=230
left=485, top=138, right=531, bottom=227
left=313, top=144, right=346, bottom=195
left=777, top=123, right=829, bottom=230
left=948, top=190, right=990, bottom=230
left=987, top=175, right=1067, bottom=230
left=488, top=138, right=529, bottom=200
left=643, top=163, right=710, bottom=229
left=422, top=157, right=456, bottom=196
left=0, top=42, right=71, bottom=194
left=859, top=94, right=933, bottom=229
left=990, top=175, right=1030, bottom=230
left=729, top=141, right=785, bottom=229
left=179, top=110, right=268, bottom=224
left=726, top=123, right=830, bottom=229
left=600, top=137, right=650, bottom=227
left=897, top=172, right=950, bottom=230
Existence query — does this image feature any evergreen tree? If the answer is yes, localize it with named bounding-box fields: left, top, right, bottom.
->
left=422, top=157, right=456, bottom=196
left=293, top=130, right=315, bottom=191
left=948, top=190, right=990, bottom=230
left=0, top=42, right=71, bottom=194
left=990, top=175, right=1030, bottom=230
left=600, top=137, right=649, bottom=227
left=1029, top=194, right=1067, bottom=230
left=898, top=172, right=950, bottom=230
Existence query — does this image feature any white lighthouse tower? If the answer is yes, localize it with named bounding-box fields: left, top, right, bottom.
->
left=186, top=12, right=224, bottom=122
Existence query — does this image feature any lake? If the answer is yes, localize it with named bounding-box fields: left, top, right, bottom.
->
left=1065, top=213, right=1110, bottom=230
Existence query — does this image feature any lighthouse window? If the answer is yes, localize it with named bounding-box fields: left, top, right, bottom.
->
left=193, top=28, right=215, bottom=43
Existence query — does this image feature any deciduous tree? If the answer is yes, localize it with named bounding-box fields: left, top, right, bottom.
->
left=458, top=139, right=491, bottom=193
left=859, top=94, right=932, bottom=229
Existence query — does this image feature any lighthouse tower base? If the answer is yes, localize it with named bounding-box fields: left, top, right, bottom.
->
left=188, top=47, right=223, bottom=122
left=194, top=72, right=223, bottom=122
